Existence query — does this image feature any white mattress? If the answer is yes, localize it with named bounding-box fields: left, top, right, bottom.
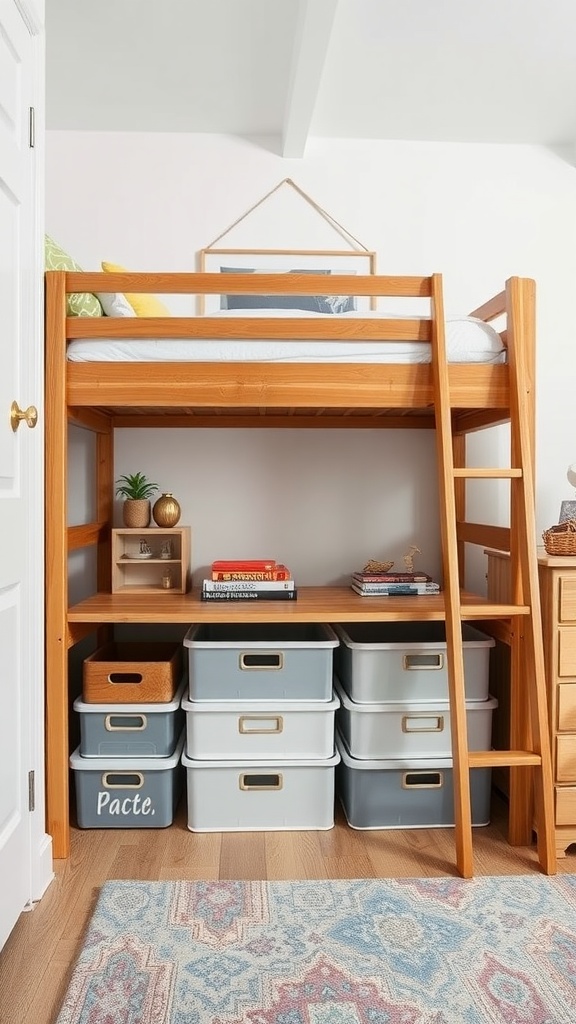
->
left=66, top=311, right=505, bottom=365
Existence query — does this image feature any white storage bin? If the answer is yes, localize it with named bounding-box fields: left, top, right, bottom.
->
left=335, top=731, right=492, bottom=830
left=184, top=623, right=338, bottom=702
left=181, top=750, right=340, bottom=831
left=73, top=679, right=186, bottom=757
left=333, top=621, right=494, bottom=703
left=182, top=690, right=340, bottom=760
left=70, top=733, right=185, bottom=829
left=334, top=677, right=497, bottom=760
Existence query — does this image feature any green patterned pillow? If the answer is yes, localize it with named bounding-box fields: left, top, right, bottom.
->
left=44, top=235, right=103, bottom=317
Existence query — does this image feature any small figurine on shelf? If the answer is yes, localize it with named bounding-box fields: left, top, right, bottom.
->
left=363, top=559, right=394, bottom=573
left=160, top=540, right=173, bottom=560
left=139, top=539, right=152, bottom=556
left=403, top=545, right=421, bottom=573
left=161, top=568, right=173, bottom=590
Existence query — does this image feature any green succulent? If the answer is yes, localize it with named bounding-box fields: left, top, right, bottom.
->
left=115, top=472, right=159, bottom=500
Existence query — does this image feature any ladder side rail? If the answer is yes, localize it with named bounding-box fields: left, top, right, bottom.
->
left=508, top=340, right=533, bottom=845
left=430, top=273, right=474, bottom=878
left=506, top=277, right=555, bottom=874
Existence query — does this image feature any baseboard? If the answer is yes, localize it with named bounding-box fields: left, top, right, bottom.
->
left=31, top=832, right=54, bottom=904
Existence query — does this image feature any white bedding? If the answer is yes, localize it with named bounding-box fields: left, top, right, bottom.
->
left=66, top=311, right=505, bottom=364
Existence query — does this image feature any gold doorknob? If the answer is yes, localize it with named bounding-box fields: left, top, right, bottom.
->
left=11, top=401, right=38, bottom=432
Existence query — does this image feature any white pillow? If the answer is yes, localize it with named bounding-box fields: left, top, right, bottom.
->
left=96, top=292, right=135, bottom=317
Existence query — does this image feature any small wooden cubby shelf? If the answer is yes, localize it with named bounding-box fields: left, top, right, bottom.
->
left=111, top=526, right=191, bottom=594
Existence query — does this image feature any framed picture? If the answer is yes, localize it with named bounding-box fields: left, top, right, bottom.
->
left=198, top=248, right=377, bottom=315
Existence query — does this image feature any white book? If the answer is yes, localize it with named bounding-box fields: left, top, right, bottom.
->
left=203, top=578, right=295, bottom=592
left=351, top=582, right=440, bottom=596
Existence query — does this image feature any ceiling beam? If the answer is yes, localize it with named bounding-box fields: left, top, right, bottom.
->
left=282, top=0, right=340, bottom=159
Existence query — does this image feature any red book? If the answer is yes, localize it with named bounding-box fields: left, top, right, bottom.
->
left=212, top=559, right=277, bottom=572
left=212, top=566, right=291, bottom=582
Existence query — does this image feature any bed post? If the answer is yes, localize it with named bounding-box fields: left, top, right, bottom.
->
left=44, top=271, right=70, bottom=858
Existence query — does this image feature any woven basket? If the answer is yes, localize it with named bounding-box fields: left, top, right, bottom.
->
left=122, top=498, right=151, bottom=528
left=542, top=519, right=576, bottom=556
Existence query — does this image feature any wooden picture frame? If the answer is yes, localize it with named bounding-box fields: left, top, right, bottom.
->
left=198, top=248, right=377, bottom=314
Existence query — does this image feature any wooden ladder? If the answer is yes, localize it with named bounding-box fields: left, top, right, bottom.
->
left=429, top=274, right=556, bottom=878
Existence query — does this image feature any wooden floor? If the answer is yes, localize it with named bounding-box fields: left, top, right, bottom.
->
left=1, top=795, right=575, bottom=1024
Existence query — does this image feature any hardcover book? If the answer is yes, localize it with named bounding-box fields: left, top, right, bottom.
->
left=201, top=589, right=298, bottom=601
left=211, top=559, right=277, bottom=571
left=353, top=579, right=439, bottom=590
left=203, top=579, right=295, bottom=592
left=352, top=571, right=433, bottom=583
left=351, top=582, right=440, bottom=596
left=212, top=565, right=291, bottom=582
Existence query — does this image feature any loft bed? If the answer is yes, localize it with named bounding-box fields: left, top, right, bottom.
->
left=44, top=269, right=555, bottom=877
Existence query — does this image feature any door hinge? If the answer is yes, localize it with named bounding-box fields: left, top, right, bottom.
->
left=29, top=107, right=35, bottom=149
left=28, top=770, right=35, bottom=812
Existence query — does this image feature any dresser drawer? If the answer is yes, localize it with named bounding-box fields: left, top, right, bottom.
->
left=556, top=735, right=576, bottom=781
left=558, top=630, right=576, bottom=677
left=555, top=785, right=576, bottom=826
left=558, top=684, right=576, bottom=731
left=559, top=577, right=576, bottom=623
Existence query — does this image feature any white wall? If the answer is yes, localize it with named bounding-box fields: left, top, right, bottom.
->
left=47, top=133, right=576, bottom=586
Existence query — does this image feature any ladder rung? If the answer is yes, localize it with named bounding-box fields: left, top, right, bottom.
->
left=464, top=601, right=530, bottom=618
left=453, top=468, right=522, bottom=478
left=468, top=750, right=542, bottom=768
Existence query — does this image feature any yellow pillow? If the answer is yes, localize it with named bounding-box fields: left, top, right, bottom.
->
left=101, top=261, right=171, bottom=316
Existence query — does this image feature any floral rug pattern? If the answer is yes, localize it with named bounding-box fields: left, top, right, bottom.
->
left=55, top=876, right=576, bottom=1023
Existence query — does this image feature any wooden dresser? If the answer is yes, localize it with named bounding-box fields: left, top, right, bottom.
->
left=486, top=547, right=576, bottom=857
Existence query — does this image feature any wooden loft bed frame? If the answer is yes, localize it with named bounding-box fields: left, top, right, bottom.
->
left=44, top=269, right=555, bottom=877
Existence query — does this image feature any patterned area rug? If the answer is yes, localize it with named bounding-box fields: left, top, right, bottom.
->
left=56, top=876, right=576, bottom=1023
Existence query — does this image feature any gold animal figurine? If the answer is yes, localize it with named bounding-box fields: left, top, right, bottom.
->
left=403, top=545, right=421, bottom=573
left=363, top=559, right=394, bottom=573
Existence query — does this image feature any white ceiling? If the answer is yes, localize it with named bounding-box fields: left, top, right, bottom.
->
left=46, top=0, right=576, bottom=157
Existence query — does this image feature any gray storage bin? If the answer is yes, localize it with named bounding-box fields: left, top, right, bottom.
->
left=184, top=623, right=338, bottom=701
left=333, top=622, right=494, bottom=703
left=73, top=679, right=186, bottom=757
left=335, top=730, right=492, bottom=829
left=70, top=732, right=185, bottom=828
left=334, top=677, right=497, bottom=759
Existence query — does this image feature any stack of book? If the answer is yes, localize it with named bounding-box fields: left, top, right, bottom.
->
left=350, top=569, right=441, bottom=597
left=201, top=560, right=297, bottom=601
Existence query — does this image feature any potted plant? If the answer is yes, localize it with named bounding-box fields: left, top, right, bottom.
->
left=115, top=471, right=159, bottom=528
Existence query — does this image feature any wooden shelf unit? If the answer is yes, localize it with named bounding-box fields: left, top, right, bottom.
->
left=111, top=527, right=190, bottom=594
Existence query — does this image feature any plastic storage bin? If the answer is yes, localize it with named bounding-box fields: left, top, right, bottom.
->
left=70, top=732, right=185, bottom=828
left=73, top=678, right=186, bottom=757
left=335, top=731, right=492, bottom=829
left=83, top=641, right=182, bottom=704
left=333, top=622, right=494, bottom=703
left=334, top=677, right=497, bottom=759
left=183, top=623, right=338, bottom=702
left=182, top=690, right=340, bottom=760
left=181, top=750, right=340, bottom=831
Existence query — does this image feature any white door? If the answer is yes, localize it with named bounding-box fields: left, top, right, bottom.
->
left=0, top=0, right=45, bottom=950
